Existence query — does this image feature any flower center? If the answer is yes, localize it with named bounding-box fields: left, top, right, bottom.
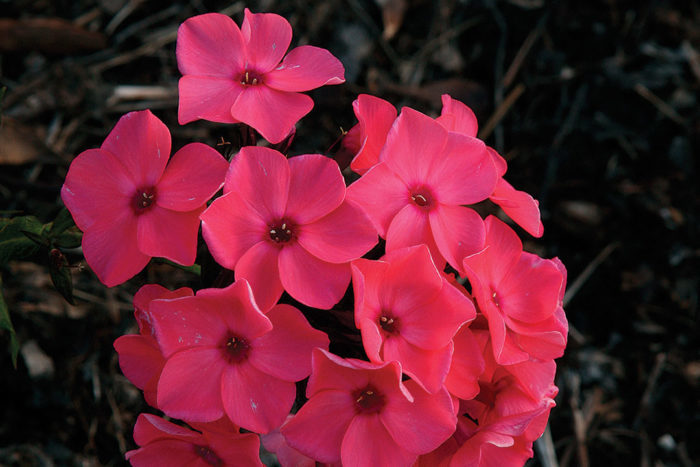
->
left=240, top=70, right=262, bottom=86
left=223, top=335, right=250, bottom=364
left=378, top=314, right=399, bottom=334
left=132, top=187, right=156, bottom=214
left=409, top=187, right=434, bottom=209
left=269, top=221, right=293, bottom=244
left=193, top=445, right=223, bottom=467
left=353, top=385, right=385, bottom=414
left=491, top=290, right=501, bottom=308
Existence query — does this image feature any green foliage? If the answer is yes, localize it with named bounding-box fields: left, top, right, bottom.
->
left=0, top=216, right=44, bottom=264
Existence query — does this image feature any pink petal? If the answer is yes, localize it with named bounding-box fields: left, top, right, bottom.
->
left=488, top=146, right=508, bottom=176
left=358, top=317, right=384, bottom=362
left=297, top=200, right=377, bottom=263
left=345, top=162, right=408, bottom=237
left=437, top=94, right=478, bottom=137
left=490, top=178, right=543, bottom=238
left=207, top=431, right=264, bottom=466
left=278, top=243, right=351, bottom=309
left=281, top=389, right=356, bottom=463
left=444, top=327, right=484, bottom=400
left=342, top=414, right=418, bottom=466
left=114, top=335, right=164, bottom=391
left=81, top=214, right=149, bottom=287
left=126, top=439, right=200, bottom=466
left=200, top=192, right=268, bottom=270
left=235, top=241, right=284, bottom=312
left=427, top=131, right=497, bottom=205
left=221, top=363, right=295, bottom=433
left=248, top=304, right=329, bottom=381
left=241, top=9, right=292, bottom=73
left=351, top=259, right=389, bottom=327
left=385, top=204, right=445, bottom=268
left=429, top=204, right=486, bottom=274
left=101, top=110, right=170, bottom=188
left=349, top=94, right=397, bottom=175
left=176, top=13, right=246, bottom=77
left=264, top=45, right=345, bottom=92
left=285, top=154, right=345, bottom=224
left=462, top=216, right=522, bottom=289
left=381, top=381, right=456, bottom=454
left=500, top=253, right=563, bottom=323
left=156, top=143, right=227, bottom=211
left=61, top=148, right=134, bottom=231
left=383, top=337, right=453, bottom=394
left=382, top=108, right=448, bottom=185
left=231, top=86, right=312, bottom=144
left=137, top=205, right=203, bottom=265
left=224, top=146, right=289, bottom=219
left=157, top=348, right=225, bottom=422
left=133, top=413, right=200, bottom=445
left=178, top=75, right=242, bottom=125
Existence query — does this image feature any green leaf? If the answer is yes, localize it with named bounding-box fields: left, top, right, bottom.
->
left=0, top=216, right=44, bottom=264
left=49, top=208, right=75, bottom=237
left=54, top=228, right=82, bottom=249
left=48, top=249, right=75, bottom=305
left=155, top=258, right=201, bottom=276
left=0, top=278, right=19, bottom=368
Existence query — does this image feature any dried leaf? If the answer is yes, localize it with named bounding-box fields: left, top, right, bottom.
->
left=375, top=0, right=407, bottom=40
left=0, top=118, right=49, bottom=165
left=0, top=18, right=107, bottom=54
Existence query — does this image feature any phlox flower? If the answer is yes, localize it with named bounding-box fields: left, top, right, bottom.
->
left=201, top=146, right=377, bottom=311
left=177, top=9, right=345, bottom=144
left=351, top=244, right=475, bottom=393
left=437, top=94, right=544, bottom=237
left=149, top=279, right=329, bottom=433
left=113, top=284, right=194, bottom=408
left=125, top=413, right=262, bottom=467
left=281, top=348, right=456, bottom=466
left=347, top=106, right=498, bottom=272
left=261, top=415, right=317, bottom=467
left=61, top=110, right=228, bottom=286
left=342, top=94, right=397, bottom=174
left=462, top=216, right=568, bottom=365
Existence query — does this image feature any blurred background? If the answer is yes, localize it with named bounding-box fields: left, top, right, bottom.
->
left=1, top=0, right=698, bottom=465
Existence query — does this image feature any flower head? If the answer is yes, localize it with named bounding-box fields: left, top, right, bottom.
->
left=177, top=10, right=345, bottom=143
left=61, top=110, right=227, bottom=286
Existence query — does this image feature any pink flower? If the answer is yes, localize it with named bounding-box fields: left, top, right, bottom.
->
left=61, top=110, right=228, bottom=287
left=281, top=349, right=457, bottom=466
left=347, top=106, right=498, bottom=272
left=177, top=10, right=345, bottom=144
left=344, top=94, right=397, bottom=175
left=261, top=415, right=317, bottom=467
left=437, top=94, right=544, bottom=237
left=125, top=413, right=262, bottom=467
left=149, top=279, right=329, bottom=433
left=113, top=284, right=194, bottom=407
left=462, top=216, right=568, bottom=365
left=351, top=245, right=475, bottom=393
left=201, top=146, right=377, bottom=311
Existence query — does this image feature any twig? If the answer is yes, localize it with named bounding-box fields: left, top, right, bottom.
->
left=633, top=352, right=667, bottom=430
left=634, top=83, right=686, bottom=126
left=478, top=83, right=525, bottom=140
left=563, top=242, right=619, bottom=308
left=502, top=12, right=548, bottom=88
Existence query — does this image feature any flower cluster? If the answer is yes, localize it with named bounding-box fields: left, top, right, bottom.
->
left=62, top=8, right=568, bottom=467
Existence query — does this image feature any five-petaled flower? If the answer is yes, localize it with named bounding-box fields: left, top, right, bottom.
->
left=61, top=110, right=228, bottom=287
left=177, top=9, right=345, bottom=144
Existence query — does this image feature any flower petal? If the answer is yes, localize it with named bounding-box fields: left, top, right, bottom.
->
left=101, top=110, right=170, bottom=188
left=231, top=86, right=312, bottom=144
left=490, top=178, right=543, bottom=238
left=157, top=347, right=225, bottom=422
left=429, top=204, right=486, bottom=274
left=137, top=205, right=203, bottom=265
left=278, top=243, right=350, bottom=309
left=221, top=363, right=295, bottom=433
left=297, top=200, right=377, bottom=263
left=436, top=94, right=478, bottom=137
left=349, top=94, right=397, bottom=175
left=265, top=45, right=345, bottom=92
left=286, top=154, right=345, bottom=224
left=156, top=143, right=227, bottom=211
left=382, top=337, right=453, bottom=394
left=342, top=414, right=418, bottom=466
left=61, top=148, right=134, bottom=231
left=126, top=439, right=200, bottom=466
left=178, top=75, right=242, bottom=125
left=444, top=327, right=484, bottom=400
left=241, top=9, right=292, bottom=73
left=235, top=241, right=284, bottom=312
left=385, top=204, right=445, bottom=268
left=176, top=13, right=246, bottom=77
left=81, top=213, right=149, bottom=287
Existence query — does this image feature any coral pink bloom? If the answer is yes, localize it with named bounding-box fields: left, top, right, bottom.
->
left=61, top=110, right=228, bottom=287
left=282, top=349, right=456, bottom=466
left=351, top=245, right=475, bottom=393
left=347, top=106, right=498, bottom=272
left=114, top=284, right=193, bottom=407
left=177, top=10, right=345, bottom=144
left=150, top=280, right=329, bottom=433
left=201, top=146, right=377, bottom=311
left=462, top=216, right=568, bottom=365
left=125, top=413, right=262, bottom=467
left=261, top=415, right=317, bottom=467
left=437, top=94, right=544, bottom=237
left=344, top=94, right=397, bottom=175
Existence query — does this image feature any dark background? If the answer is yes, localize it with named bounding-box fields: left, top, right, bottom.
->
left=1, top=0, right=698, bottom=465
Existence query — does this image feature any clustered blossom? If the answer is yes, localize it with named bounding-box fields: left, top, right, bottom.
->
left=60, top=8, right=569, bottom=467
